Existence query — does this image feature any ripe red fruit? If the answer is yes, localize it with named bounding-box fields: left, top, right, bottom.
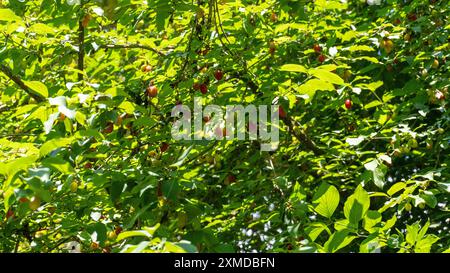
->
left=407, top=13, right=417, bottom=21
left=278, top=106, right=287, bottom=119
left=318, top=54, right=326, bottom=63
left=160, top=142, right=169, bottom=153
left=115, top=226, right=123, bottom=235
left=19, top=197, right=29, bottom=203
left=345, top=99, right=352, bottom=110
left=200, top=84, right=208, bottom=94
left=84, top=162, right=93, bottom=169
left=313, top=44, right=322, bottom=53
left=6, top=209, right=14, bottom=219
left=147, top=85, right=158, bottom=97
left=102, top=122, right=114, bottom=134
left=224, top=174, right=236, bottom=185
left=214, top=70, right=224, bottom=81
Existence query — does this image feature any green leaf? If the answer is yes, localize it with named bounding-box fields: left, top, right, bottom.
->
left=24, top=81, right=49, bottom=98
left=381, top=215, right=397, bottom=231
left=164, top=241, right=197, bottom=253
left=415, top=235, right=440, bottom=253
left=387, top=182, right=406, bottom=196
left=343, top=185, right=370, bottom=226
left=170, top=145, right=193, bottom=167
left=419, top=191, right=437, bottom=208
left=357, top=81, right=383, bottom=92
left=40, top=137, right=74, bottom=157
left=364, top=100, right=383, bottom=109
left=364, top=159, right=378, bottom=171
left=363, top=210, right=382, bottom=232
left=324, top=229, right=357, bottom=253
left=359, top=232, right=381, bottom=253
left=117, top=224, right=160, bottom=241
left=2, top=155, right=39, bottom=179
left=309, top=68, right=344, bottom=85
left=305, top=222, right=331, bottom=242
left=29, top=23, right=55, bottom=34
left=373, top=166, right=386, bottom=189
left=346, top=136, right=365, bottom=146
left=118, top=100, right=136, bottom=114
left=297, top=79, right=335, bottom=97
left=0, top=9, right=22, bottom=22
left=42, top=157, right=74, bottom=174
left=347, top=45, right=375, bottom=52
left=279, top=64, right=308, bottom=73
left=406, top=223, right=420, bottom=245
left=312, top=183, right=340, bottom=218
left=353, top=56, right=380, bottom=63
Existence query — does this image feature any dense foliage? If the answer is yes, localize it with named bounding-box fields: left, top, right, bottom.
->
left=0, top=0, right=449, bottom=253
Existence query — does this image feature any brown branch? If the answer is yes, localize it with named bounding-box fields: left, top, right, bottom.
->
left=0, top=63, right=45, bottom=102
left=77, top=18, right=85, bottom=81
left=281, top=116, right=324, bottom=156
left=100, top=43, right=167, bottom=57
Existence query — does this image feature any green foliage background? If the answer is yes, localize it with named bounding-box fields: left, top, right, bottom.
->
left=0, top=0, right=449, bottom=253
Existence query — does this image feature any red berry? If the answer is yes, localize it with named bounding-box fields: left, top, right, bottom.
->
left=6, top=209, right=14, bottom=219
left=345, top=99, right=352, bottom=110
left=19, top=197, right=29, bottom=203
left=278, top=106, right=287, bottom=119
left=313, top=44, right=322, bottom=53
left=200, top=84, right=208, bottom=94
left=228, top=175, right=236, bottom=183
left=147, top=85, right=158, bottom=97
left=214, top=70, right=224, bottom=81
left=84, top=162, right=93, bottom=169
left=115, top=226, right=123, bottom=235
left=102, top=122, right=114, bottom=134
left=160, top=142, right=169, bottom=153
left=408, top=13, right=417, bottom=21
left=318, top=54, right=326, bottom=63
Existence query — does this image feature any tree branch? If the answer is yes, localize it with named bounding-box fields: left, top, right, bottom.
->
left=100, top=43, right=167, bottom=57
left=0, top=63, right=45, bottom=102
left=78, top=16, right=85, bottom=81
left=281, top=116, right=324, bottom=156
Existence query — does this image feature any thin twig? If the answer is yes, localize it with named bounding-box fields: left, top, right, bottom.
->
left=282, top=116, right=324, bottom=156
left=0, top=63, right=45, bottom=102
left=99, top=43, right=167, bottom=57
